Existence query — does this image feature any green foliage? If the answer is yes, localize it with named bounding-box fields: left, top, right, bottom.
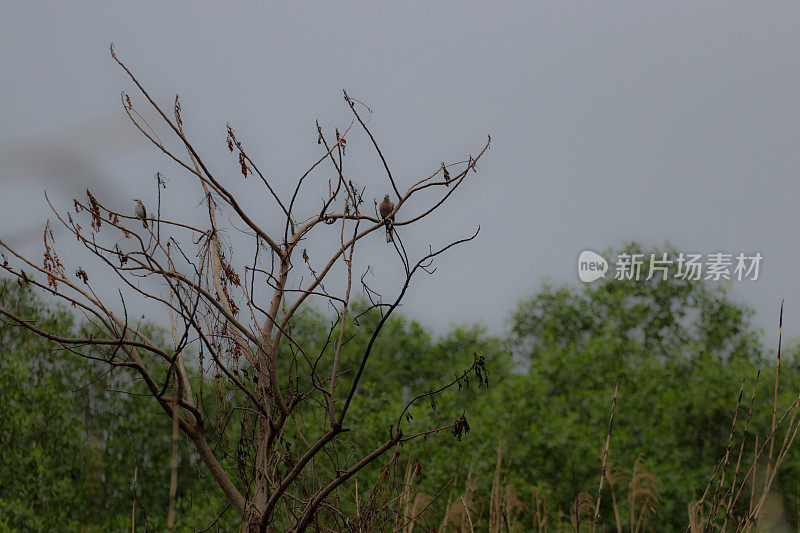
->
left=0, top=280, right=234, bottom=531
left=345, top=244, right=796, bottom=530
left=3, top=242, right=799, bottom=531
left=472, top=244, right=796, bottom=529
left=0, top=280, right=86, bottom=531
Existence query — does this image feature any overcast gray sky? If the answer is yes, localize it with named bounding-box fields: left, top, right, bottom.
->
left=2, top=2, right=799, bottom=348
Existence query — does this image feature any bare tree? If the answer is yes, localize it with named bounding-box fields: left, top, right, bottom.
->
left=0, top=46, right=490, bottom=532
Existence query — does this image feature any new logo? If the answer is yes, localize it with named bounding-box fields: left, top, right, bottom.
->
left=578, top=250, right=608, bottom=283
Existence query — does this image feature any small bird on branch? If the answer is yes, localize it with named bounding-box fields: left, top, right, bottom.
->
left=441, top=162, right=451, bottom=186
left=379, top=194, right=395, bottom=243
left=134, top=198, right=148, bottom=228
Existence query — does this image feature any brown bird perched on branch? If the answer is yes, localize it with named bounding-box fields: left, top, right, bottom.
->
left=379, top=194, right=395, bottom=243
left=134, top=198, right=148, bottom=228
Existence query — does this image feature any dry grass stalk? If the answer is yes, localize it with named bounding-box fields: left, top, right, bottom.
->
left=687, top=303, right=800, bottom=532
left=628, top=456, right=659, bottom=532
left=592, top=382, right=619, bottom=532
left=460, top=495, right=475, bottom=533
left=489, top=440, right=504, bottom=532
left=532, top=487, right=549, bottom=533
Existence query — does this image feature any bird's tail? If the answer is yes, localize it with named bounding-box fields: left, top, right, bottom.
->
left=142, top=219, right=148, bottom=229
left=385, top=225, right=392, bottom=243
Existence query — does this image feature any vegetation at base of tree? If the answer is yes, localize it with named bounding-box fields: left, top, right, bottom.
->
left=2, top=244, right=799, bottom=531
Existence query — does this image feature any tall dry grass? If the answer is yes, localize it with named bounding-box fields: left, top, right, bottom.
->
left=388, top=362, right=798, bottom=531
left=355, top=305, right=800, bottom=532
